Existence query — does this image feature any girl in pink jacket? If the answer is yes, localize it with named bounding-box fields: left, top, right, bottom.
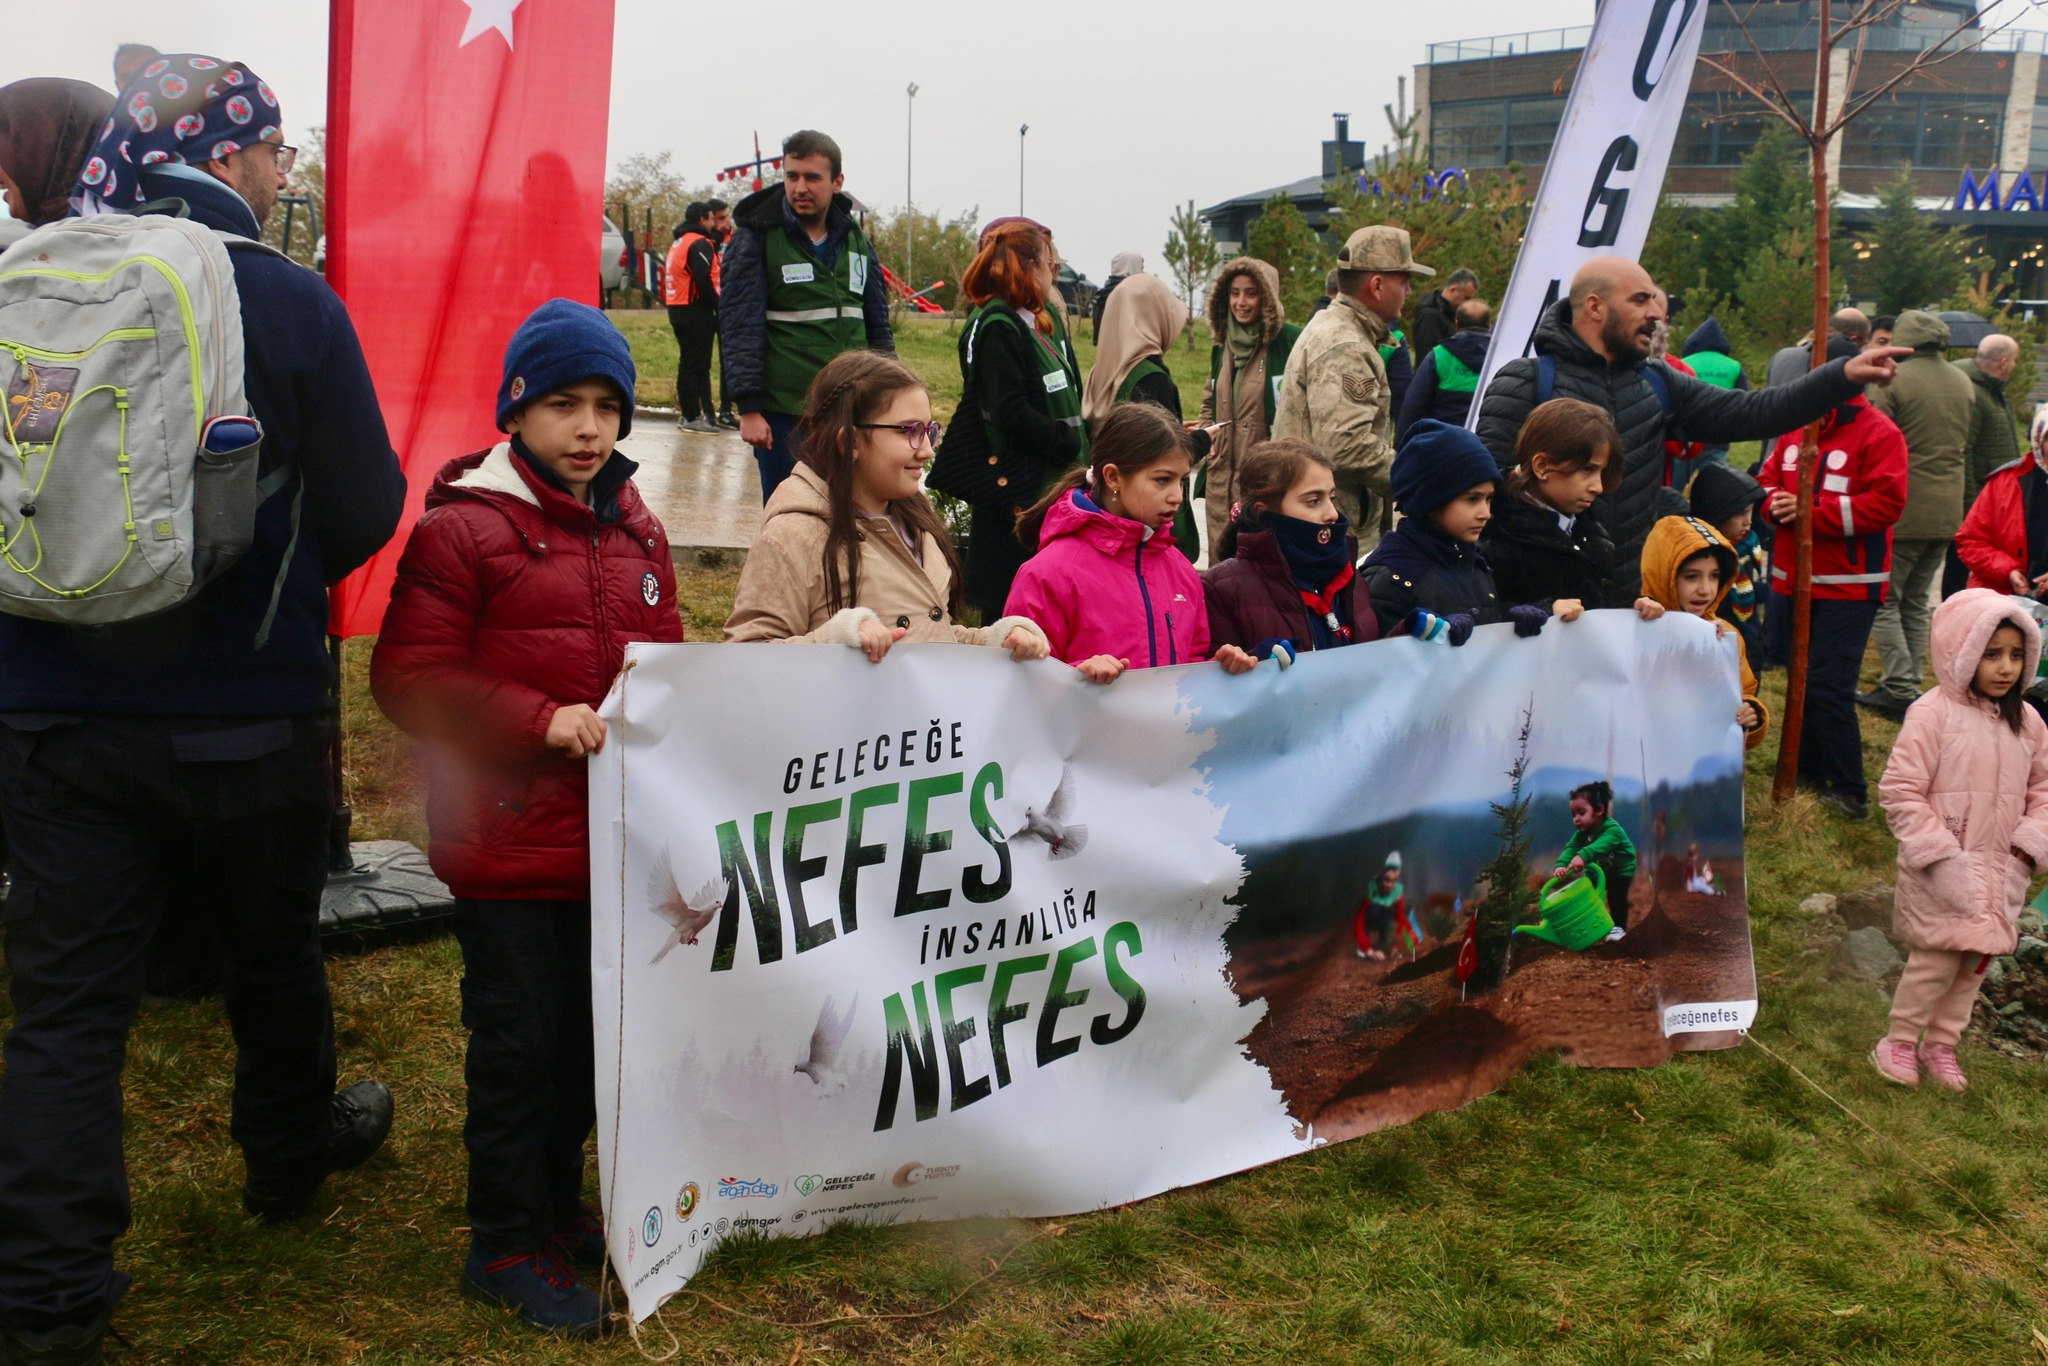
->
left=1875, top=588, right=2048, bottom=1090
left=1006, top=402, right=1256, bottom=681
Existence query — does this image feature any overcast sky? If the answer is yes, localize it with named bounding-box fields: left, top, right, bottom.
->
left=8, top=1, right=2047, bottom=282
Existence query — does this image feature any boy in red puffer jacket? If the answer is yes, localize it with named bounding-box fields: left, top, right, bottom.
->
left=371, top=300, right=682, bottom=1336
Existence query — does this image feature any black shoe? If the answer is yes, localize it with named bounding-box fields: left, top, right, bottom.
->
left=0, top=1304, right=113, bottom=1366
left=242, top=1079, right=394, bottom=1223
left=1854, top=689, right=1913, bottom=720
left=714, top=411, right=740, bottom=430
left=1816, top=789, right=1870, bottom=822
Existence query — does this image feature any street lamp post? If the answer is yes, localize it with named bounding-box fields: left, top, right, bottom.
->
left=1018, top=123, right=1028, bottom=215
left=906, top=82, right=919, bottom=295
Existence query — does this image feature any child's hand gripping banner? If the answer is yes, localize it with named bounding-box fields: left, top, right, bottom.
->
left=591, top=611, right=1758, bottom=1323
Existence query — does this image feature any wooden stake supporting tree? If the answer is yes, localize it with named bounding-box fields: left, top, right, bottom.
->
left=1699, top=0, right=2035, bottom=802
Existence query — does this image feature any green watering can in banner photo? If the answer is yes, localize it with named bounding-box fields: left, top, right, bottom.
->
left=1513, top=866, right=1615, bottom=952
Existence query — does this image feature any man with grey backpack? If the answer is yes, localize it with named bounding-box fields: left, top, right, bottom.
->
left=0, top=56, right=404, bottom=1365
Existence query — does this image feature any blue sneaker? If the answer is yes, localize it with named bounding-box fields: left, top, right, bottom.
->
left=461, top=1240, right=601, bottom=1337
left=547, top=1203, right=607, bottom=1268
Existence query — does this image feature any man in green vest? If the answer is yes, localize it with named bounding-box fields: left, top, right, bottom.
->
left=720, top=129, right=895, bottom=501
left=1274, top=225, right=1436, bottom=552
left=1395, top=297, right=1490, bottom=443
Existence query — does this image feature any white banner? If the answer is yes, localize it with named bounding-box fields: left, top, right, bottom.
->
left=1472, top=0, right=1709, bottom=409
left=591, top=613, right=1756, bottom=1323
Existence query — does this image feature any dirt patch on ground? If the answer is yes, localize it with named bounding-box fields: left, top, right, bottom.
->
left=1234, top=858, right=1756, bottom=1142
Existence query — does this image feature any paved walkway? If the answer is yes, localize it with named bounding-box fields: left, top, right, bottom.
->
left=616, top=415, right=762, bottom=556
left=616, top=413, right=1219, bottom=568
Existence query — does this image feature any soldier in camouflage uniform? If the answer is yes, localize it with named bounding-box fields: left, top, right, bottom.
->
left=1274, top=226, right=1435, bottom=552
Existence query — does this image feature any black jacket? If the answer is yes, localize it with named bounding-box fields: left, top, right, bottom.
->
left=1397, top=327, right=1491, bottom=440
left=0, top=170, right=405, bottom=715
left=1125, top=362, right=1209, bottom=461
left=1475, top=299, right=1859, bottom=604
left=1411, top=288, right=1458, bottom=357
left=718, top=184, right=894, bottom=415
left=1481, top=490, right=1619, bottom=611
left=940, top=313, right=1083, bottom=499
left=1359, top=520, right=1502, bottom=636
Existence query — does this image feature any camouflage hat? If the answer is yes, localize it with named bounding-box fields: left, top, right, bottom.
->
left=1335, top=225, right=1435, bottom=278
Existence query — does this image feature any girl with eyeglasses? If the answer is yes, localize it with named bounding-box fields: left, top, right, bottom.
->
left=725, top=350, right=1052, bottom=664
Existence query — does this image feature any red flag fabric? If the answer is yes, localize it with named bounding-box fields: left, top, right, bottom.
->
left=325, top=0, right=617, bottom=637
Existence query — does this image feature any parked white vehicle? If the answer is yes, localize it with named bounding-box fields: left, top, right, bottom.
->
left=600, top=214, right=627, bottom=302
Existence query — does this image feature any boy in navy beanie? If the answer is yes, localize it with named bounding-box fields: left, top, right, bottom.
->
left=371, top=299, right=681, bottom=1336
left=1360, top=419, right=1551, bottom=643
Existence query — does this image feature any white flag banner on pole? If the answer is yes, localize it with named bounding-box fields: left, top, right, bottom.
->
left=1470, top=0, right=1710, bottom=413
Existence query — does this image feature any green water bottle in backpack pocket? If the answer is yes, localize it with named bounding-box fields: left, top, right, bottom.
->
left=0, top=212, right=294, bottom=637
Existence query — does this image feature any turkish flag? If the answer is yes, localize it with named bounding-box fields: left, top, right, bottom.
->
left=325, top=0, right=617, bottom=636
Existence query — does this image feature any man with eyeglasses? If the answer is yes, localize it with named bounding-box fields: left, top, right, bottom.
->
left=0, top=55, right=403, bottom=1364
left=720, top=128, right=894, bottom=501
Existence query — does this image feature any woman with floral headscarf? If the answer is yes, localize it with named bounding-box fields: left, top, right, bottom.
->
left=0, top=79, right=114, bottom=227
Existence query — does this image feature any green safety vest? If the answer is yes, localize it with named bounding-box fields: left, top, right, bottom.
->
left=1430, top=343, right=1480, bottom=395
left=1687, top=349, right=1743, bottom=390
left=1379, top=327, right=1408, bottom=367
left=1117, top=356, right=1172, bottom=404
left=1207, top=322, right=1301, bottom=427
left=963, top=301, right=1088, bottom=468
left=761, top=219, right=873, bottom=415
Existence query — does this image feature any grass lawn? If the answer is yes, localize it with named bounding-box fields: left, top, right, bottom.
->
left=609, top=311, right=1218, bottom=425
left=7, top=590, right=2048, bottom=1363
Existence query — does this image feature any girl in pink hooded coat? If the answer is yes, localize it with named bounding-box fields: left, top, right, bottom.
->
left=1875, top=588, right=2048, bottom=1090
left=1006, top=402, right=1256, bottom=681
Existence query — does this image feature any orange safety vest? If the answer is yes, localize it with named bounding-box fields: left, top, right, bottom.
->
left=664, top=231, right=717, bottom=306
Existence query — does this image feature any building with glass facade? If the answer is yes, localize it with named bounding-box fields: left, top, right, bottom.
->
left=1203, top=1, right=2048, bottom=304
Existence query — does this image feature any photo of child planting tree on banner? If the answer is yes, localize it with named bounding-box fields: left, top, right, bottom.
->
left=590, top=611, right=1755, bottom=1324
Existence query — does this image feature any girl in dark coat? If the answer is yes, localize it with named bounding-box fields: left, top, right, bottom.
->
left=1204, top=439, right=1378, bottom=663
left=1483, top=398, right=1668, bottom=621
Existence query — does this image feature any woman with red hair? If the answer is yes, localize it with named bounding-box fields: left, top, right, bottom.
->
left=931, top=220, right=1088, bottom=617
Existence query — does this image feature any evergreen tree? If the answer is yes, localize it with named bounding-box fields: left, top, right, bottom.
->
left=1865, top=167, right=1967, bottom=315
left=1727, top=221, right=1821, bottom=360
left=1470, top=703, right=1537, bottom=994
left=1699, top=123, right=1812, bottom=304
left=1244, top=194, right=1330, bottom=324
left=1162, top=200, right=1220, bottom=351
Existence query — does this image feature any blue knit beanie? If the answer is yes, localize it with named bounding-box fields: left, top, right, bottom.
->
left=497, top=299, right=637, bottom=438
left=1392, top=419, right=1501, bottom=520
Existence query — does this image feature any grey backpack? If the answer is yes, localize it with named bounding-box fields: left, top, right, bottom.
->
left=0, top=211, right=297, bottom=641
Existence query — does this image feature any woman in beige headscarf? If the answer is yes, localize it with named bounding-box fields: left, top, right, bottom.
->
left=1197, top=257, right=1301, bottom=558
left=1084, top=273, right=1222, bottom=553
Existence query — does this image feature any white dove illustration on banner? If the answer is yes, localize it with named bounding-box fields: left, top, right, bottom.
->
left=645, top=847, right=726, bottom=964
left=1010, top=762, right=1087, bottom=860
left=793, top=993, right=858, bottom=1092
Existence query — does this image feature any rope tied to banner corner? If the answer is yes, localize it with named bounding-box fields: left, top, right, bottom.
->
left=596, top=658, right=683, bottom=1357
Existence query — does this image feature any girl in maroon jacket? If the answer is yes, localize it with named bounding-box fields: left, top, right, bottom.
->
left=1202, top=438, right=1378, bottom=664
left=371, top=301, right=681, bottom=1337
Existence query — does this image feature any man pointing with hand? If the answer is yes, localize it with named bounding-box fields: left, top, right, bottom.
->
left=1476, top=255, right=1908, bottom=605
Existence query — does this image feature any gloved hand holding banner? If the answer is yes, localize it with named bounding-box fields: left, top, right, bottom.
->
left=591, top=611, right=1757, bottom=1324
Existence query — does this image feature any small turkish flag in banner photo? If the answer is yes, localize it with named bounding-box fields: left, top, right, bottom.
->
left=325, top=0, right=618, bottom=636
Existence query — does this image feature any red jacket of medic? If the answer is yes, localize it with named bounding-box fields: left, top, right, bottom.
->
left=1758, top=394, right=1908, bottom=602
